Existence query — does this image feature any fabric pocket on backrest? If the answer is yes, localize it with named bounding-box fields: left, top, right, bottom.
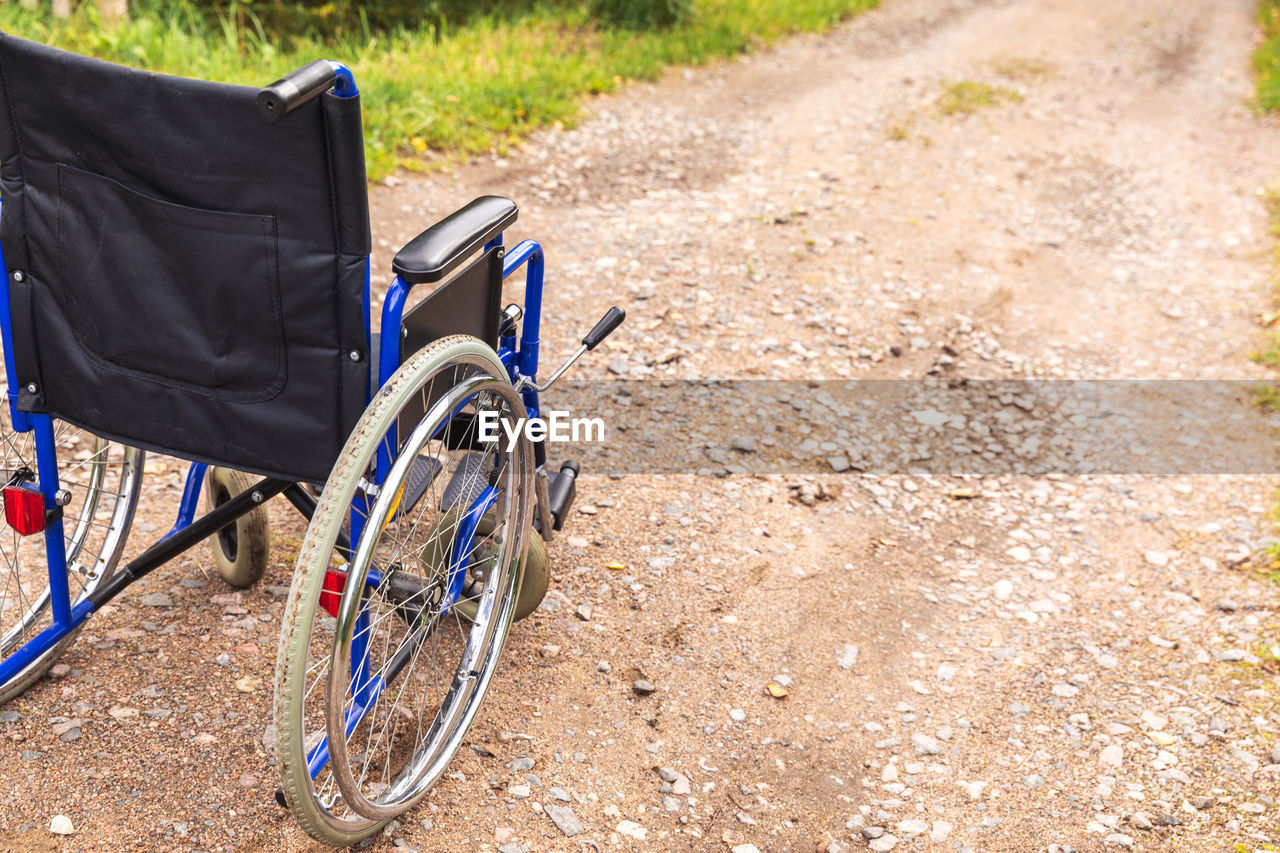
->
left=55, top=163, right=286, bottom=402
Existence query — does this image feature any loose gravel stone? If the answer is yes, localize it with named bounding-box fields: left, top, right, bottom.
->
left=911, top=733, right=942, bottom=756
left=658, top=767, right=692, bottom=795
left=896, top=819, right=928, bottom=837
left=868, top=834, right=899, bottom=852
left=544, top=804, right=582, bottom=837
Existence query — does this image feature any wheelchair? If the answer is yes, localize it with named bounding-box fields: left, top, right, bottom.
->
left=0, top=35, right=622, bottom=846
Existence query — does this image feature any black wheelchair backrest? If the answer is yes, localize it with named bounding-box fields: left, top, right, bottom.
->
left=0, top=33, right=372, bottom=482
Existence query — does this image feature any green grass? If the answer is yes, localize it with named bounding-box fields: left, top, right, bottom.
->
left=1254, top=382, right=1280, bottom=412
left=1254, top=6, right=1280, bottom=572
left=1262, top=503, right=1280, bottom=586
left=991, top=56, right=1050, bottom=81
left=1253, top=183, right=1280, bottom=365
left=1253, top=338, right=1280, bottom=366
left=935, top=79, right=1022, bottom=117
left=1258, top=0, right=1280, bottom=110
left=0, top=0, right=878, bottom=179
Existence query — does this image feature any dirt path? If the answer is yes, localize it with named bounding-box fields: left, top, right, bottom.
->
left=3, top=0, right=1280, bottom=851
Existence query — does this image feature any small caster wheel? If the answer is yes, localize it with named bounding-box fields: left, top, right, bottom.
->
left=512, top=532, right=549, bottom=622
left=205, top=466, right=271, bottom=588
left=426, top=509, right=550, bottom=623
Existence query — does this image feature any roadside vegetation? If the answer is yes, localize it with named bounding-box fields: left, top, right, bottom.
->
left=934, top=79, right=1021, bottom=116
left=1226, top=2, right=1280, bottom=582
left=0, top=0, right=878, bottom=179
left=884, top=63, right=1040, bottom=144
left=1252, top=4, right=1280, bottom=371
left=1256, top=0, right=1280, bottom=110
left=1251, top=183, right=1280, bottom=428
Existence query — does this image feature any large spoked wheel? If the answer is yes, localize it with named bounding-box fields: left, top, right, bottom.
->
left=275, top=336, right=533, bottom=846
left=204, top=466, right=271, bottom=588
left=0, top=399, right=143, bottom=705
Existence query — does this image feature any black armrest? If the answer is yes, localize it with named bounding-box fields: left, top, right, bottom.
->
left=392, top=196, right=518, bottom=284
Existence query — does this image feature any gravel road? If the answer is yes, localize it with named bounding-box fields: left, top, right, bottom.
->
left=3, top=0, right=1280, bottom=851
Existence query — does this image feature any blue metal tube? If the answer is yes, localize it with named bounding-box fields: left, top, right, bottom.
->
left=351, top=605, right=374, bottom=709
left=498, top=335, right=517, bottom=376
left=306, top=674, right=386, bottom=779
left=445, top=486, right=497, bottom=615
left=378, top=275, right=411, bottom=391
left=31, top=414, right=73, bottom=628
left=0, top=599, right=93, bottom=688
left=374, top=275, right=414, bottom=485
left=164, top=463, right=208, bottom=540
left=502, top=240, right=544, bottom=382
left=327, top=62, right=359, bottom=98
left=347, top=489, right=374, bottom=708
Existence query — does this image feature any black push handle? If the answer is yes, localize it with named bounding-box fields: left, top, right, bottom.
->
left=257, top=59, right=337, bottom=124
left=582, top=307, right=625, bottom=351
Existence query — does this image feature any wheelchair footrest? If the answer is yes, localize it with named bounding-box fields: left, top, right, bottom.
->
left=439, top=452, right=491, bottom=513
left=399, top=454, right=443, bottom=520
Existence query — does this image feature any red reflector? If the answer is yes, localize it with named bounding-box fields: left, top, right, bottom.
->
left=320, top=569, right=347, bottom=618
left=3, top=485, right=46, bottom=536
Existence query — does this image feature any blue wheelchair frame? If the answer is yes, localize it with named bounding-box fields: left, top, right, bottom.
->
left=0, top=64, right=550, bottom=781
